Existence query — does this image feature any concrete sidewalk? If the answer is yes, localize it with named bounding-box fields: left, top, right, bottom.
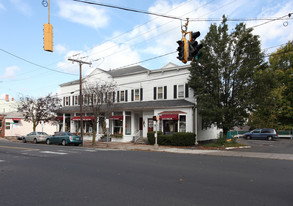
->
left=84, top=141, right=293, bottom=161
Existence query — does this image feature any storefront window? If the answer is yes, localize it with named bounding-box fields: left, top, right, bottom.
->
left=5, top=122, right=10, bottom=130
left=113, top=120, right=123, bottom=135
left=125, top=112, right=131, bottom=135
left=179, top=115, right=186, bottom=132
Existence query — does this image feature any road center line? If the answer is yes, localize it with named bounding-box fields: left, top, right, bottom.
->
left=0, top=146, right=39, bottom=151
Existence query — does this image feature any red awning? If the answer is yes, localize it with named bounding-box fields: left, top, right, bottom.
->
left=71, top=116, right=95, bottom=121
left=110, top=115, right=123, bottom=120
left=160, top=114, right=179, bottom=120
left=57, top=116, right=63, bottom=121
left=12, top=118, right=21, bottom=121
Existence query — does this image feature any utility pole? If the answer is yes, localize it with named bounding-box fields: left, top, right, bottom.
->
left=68, top=58, right=91, bottom=145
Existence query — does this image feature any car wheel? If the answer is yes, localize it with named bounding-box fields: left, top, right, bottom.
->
left=23, top=138, right=26, bottom=143
left=74, top=143, right=80, bottom=146
left=62, top=140, right=66, bottom=146
left=267, top=136, right=273, bottom=141
left=46, top=139, right=50, bottom=145
left=246, top=135, right=251, bottom=140
left=34, top=138, right=37, bottom=144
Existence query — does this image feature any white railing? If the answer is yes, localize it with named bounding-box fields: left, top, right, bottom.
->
left=133, top=130, right=141, bottom=143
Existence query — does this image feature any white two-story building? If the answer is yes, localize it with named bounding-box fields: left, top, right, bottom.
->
left=58, top=62, right=221, bottom=142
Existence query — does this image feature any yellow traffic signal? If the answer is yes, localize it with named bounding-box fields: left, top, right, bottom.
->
left=43, top=23, right=53, bottom=52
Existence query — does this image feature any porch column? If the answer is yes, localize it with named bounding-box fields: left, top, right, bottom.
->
left=131, top=112, right=135, bottom=136
left=96, top=119, right=99, bottom=140
left=62, top=113, right=65, bottom=132
left=194, top=107, right=198, bottom=145
left=122, top=111, right=126, bottom=137
left=70, top=114, right=74, bottom=133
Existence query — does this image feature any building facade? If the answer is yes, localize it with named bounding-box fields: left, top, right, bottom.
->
left=58, top=63, right=221, bottom=142
left=1, top=111, right=59, bottom=138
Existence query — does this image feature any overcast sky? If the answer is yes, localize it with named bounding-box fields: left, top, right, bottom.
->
left=0, top=0, right=292, bottom=99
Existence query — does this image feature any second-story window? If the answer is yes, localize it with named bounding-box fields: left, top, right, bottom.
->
left=135, top=89, right=140, bottom=101
left=74, top=96, right=79, bottom=105
left=178, top=85, right=184, bottom=98
left=120, top=91, right=125, bottom=102
left=65, top=97, right=69, bottom=106
left=154, top=86, right=167, bottom=100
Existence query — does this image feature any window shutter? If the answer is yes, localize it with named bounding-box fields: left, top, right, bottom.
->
left=131, top=90, right=134, bottom=101
left=117, top=91, right=120, bottom=102
left=72, top=96, right=75, bottom=105
left=113, top=91, right=115, bottom=102
left=164, top=86, right=167, bottom=99
left=174, top=85, right=177, bottom=99
left=63, top=97, right=65, bottom=106
left=153, top=87, right=157, bottom=100
left=185, top=84, right=189, bottom=98
left=125, top=90, right=128, bottom=102
left=140, top=88, right=143, bottom=101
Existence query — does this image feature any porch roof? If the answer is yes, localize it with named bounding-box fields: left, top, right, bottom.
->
left=58, top=99, right=194, bottom=114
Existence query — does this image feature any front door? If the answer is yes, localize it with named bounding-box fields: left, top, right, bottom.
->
left=148, top=118, right=153, bottom=132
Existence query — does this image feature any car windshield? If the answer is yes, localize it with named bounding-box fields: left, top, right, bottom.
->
left=38, top=132, right=48, bottom=135
left=66, top=132, right=73, bottom=136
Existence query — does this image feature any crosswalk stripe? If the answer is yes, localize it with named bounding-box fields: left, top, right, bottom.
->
left=40, top=151, right=67, bottom=155
left=0, top=160, right=5, bottom=163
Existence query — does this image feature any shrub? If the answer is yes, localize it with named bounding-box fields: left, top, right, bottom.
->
left=172, top=132, right=195, bottom=146
left=147, top=131, right=162, bottom=144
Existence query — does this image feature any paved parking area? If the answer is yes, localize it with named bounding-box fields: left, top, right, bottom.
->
left=237, top=138, right=293, bottom=154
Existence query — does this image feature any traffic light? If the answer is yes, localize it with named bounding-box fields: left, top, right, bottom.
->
left=188, top=31, right=203, bottom=61
left=43, top=23, right=53, bottom=52
left=176, top=38, right=188, bottom=64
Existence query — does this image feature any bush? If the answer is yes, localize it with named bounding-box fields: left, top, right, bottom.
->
left=147, top=132, right=196, bottom=146
left=172, top=132, right=195, bottom=146
left=147, top=131, right=162, bottom=144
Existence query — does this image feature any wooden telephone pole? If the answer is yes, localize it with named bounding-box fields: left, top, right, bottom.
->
left=68, top=58, right=92, bottom=144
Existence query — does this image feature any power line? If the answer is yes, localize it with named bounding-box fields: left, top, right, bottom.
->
left=0, top=48, right=78, bottom=76
left=73, top=0, right=183, bottom=21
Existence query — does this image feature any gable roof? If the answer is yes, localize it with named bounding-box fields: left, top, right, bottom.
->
left=105, top=65, right=149, bottom=78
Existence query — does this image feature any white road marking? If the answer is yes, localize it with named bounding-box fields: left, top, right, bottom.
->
left=0, top=160, right=5, bottom=163
left=40, top=151, right=67, bottom=155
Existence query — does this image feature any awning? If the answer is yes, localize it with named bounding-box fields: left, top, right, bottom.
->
left=57, top=116, right=63, bottom=121
left=160, top=114, right=179, bottom=120
left=71, top=116, right=95, bottom=121
left=12, top=118, right=21, bottom=121
left=110, top=115, right=123, bottom=120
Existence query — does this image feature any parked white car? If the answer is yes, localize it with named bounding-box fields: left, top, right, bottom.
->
left=23, top=132, right=49, bottom=144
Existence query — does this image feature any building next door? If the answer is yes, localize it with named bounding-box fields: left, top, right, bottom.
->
left=148, top=118, right=154, bottom=132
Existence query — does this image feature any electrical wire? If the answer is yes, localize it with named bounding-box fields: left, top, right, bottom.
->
left=73, top=0, right=183, bottom=20
left=0, top=48, right=78, bottom=76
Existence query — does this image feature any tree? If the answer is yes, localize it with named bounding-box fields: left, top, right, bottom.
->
left=83, top=81, right=116, bottom=145
left=18, top=94, right=61, bottom=132
left=188, top=16, right=265, bottom=135
left=249, top=41, right=293, bottom=129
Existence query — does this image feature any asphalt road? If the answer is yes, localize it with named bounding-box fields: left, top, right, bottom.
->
left=1, top=140, right=293, bottom=206
left=237, top=138, right=293, bottom=154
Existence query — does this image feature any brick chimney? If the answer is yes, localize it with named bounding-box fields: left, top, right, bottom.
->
left=11, top=98, right=14, bottom=102
left=5, top=94, right=9, bottom=102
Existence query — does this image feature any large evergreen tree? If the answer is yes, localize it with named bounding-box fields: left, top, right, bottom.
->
left=188, top=16, right=265, bottom=135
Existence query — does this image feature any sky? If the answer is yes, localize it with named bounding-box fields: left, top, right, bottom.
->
left=0, top=0, right=292, bottom=100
